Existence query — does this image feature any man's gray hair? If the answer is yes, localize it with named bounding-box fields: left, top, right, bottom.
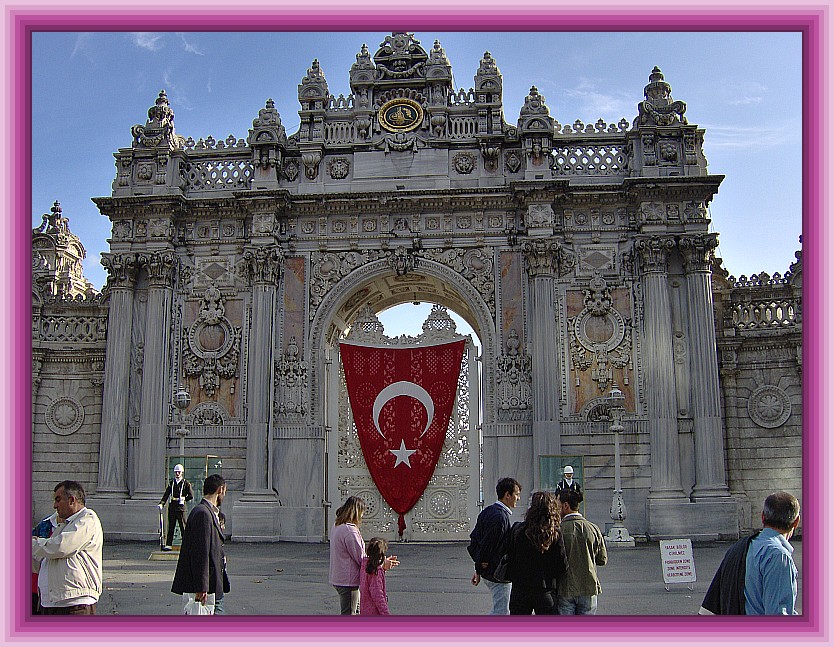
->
left=55, top=480, right=86, bottom=505
left=762, top=491, right=800, bottom=531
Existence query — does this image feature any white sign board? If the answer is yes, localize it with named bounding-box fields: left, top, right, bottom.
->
left=659, top=539, right=696, bottom=584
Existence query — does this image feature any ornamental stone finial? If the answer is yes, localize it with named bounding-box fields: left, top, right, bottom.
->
left=131, top=90, right=180, bottom=150
left=635, top=67, right=687, bottom=127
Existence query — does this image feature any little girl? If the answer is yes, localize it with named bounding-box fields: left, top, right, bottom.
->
left=359, top=537, right=390, bottom=615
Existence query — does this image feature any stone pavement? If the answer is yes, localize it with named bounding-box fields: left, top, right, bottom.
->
left=96, top=538, right=802, bottom=616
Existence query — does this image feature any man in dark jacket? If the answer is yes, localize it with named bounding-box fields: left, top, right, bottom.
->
left=158, top=463, right=194, bottom=551
left=468, top=477, right=521, bottom=614
left=171, top=474, right=228, bottom=611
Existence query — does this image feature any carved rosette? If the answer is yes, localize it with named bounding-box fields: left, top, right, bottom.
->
left=240, top=245, right=284, bottom=285
left=181, top=286, right=242, bottom=397
left=679, top=234, right=719, bottom=273
left=101, top=252, right=138, bottom=289
left=634, top=236, right=675, bottom=274
left=748, top=385, right=792, bottom=429
left=274, top=337, right=308, bottom=421
left=137, top=250, right=178, bottom=287
left=521, top=239, right=575, bottom=278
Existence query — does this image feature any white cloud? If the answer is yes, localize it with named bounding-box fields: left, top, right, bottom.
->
left=700, top=122, right=798, bottom=149
left=727, top=81, right=768, bottom=106
left=70, top=33, right=94, bottom=60
left=132, top=33, right=164, bottom=52
left=559, top=77, right=633, bottom=122
left=177, top=33, right=204, bottom=56
left=162, top=71, right=194, bottom=111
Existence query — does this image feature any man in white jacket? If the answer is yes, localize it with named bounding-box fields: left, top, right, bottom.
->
left=32, top=481, right=103, bottom=615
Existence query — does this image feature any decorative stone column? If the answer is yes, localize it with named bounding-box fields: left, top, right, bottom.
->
left=241, top=244, right=283, bottom=496
left=96, top=253, right=137, bottom=496
left=679, top=234, right=732, bottom=499
left=233, top=243, right=284, bottom=541
left=634, top=237, right=686, bottom=500
left=522, top=238, right=568, bottom=479
left=133, top=251, right=178, bottom=497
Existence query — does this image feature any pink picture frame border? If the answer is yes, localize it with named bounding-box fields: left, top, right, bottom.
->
left=5, top=5, right=828, bottom=643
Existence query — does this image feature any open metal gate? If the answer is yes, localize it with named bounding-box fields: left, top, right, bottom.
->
left=326, top=305, right=481, bottom=541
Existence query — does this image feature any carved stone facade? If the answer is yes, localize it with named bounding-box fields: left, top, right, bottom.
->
left=32, top=33, right=802, bottom=541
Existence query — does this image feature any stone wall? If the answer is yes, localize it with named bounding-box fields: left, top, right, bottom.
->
left=714, top=256, right=802, bottom=531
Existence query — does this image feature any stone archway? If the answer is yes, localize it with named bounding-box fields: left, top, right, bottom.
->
left=308, top=258, right=496, bottom=540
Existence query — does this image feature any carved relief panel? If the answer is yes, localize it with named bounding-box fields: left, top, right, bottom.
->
left=567, top=273, right=635, bottom=416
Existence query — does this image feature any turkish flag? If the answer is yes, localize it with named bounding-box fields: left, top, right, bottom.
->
left=340, top=339, right=466, bottom=536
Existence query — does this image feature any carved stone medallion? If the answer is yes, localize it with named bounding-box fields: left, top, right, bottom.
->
left=748, top=385, right=791, bottom=428
left=45, top=397, right=84, bottom=435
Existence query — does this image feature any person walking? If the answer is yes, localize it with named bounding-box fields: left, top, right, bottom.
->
left=556, top=488, right=607, bottom=615
left=359, top=537, right=390, bottom=615
left=171, top=474, right=229, bottom=613
left=32, top=481, right=103, bottom=615
left=502, top=491, right=569, bottom=615
left=468, top=477, right=521, bottom=615
left=158, top=463, right=194, bottom=551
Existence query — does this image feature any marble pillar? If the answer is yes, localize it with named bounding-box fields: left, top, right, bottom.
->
left=241, top=245, right=283, bottom=497
left=133, top=251, right=177, bottom=497
left=635, top=237, right=686, bottom=500
left=522, top=239, right=565, bottom=482
left=96, top=253, right=136, bottom=495
left=680, top=235, right=731, bottom=499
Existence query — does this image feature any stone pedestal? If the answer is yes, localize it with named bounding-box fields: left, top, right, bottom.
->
left=87, top=495, right=162, bottom=541
left=646, top=498, right=739, bottom=541
left=231, top=498, right=282, bottom=542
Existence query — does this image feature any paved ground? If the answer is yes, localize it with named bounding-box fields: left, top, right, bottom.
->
left=96, top=538, right=803, bottom=616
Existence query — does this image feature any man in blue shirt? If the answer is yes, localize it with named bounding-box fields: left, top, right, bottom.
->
left=744, top=491, right=800, bottom=615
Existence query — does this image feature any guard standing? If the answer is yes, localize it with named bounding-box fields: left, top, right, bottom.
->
left=158, top=464, right=194, bottom=551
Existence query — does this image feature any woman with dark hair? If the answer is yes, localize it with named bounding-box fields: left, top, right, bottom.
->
left=360, top=537, right=390, bottom=615
left=503, top=491, right=569, bottom=614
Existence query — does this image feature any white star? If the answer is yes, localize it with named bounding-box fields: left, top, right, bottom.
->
left=389, top=440, right=417, bottom=468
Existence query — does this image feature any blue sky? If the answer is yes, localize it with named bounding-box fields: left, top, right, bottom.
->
left=32, top=30, right=803, bottom=323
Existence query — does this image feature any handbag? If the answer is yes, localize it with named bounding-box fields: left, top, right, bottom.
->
left=183, top=592, right=215, bottom=615
left=491, top=523, right=519, bottom=583
left=492, top=552, right=511, bottom=583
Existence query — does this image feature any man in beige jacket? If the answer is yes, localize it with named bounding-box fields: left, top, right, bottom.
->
left=32, top=481, right=103, bottom=615
left=556, top=488, right=607, bottom=615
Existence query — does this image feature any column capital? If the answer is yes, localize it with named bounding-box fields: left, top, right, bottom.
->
left=101, top=252, right=138, bottom=289
left=521, top=238, right=574, bottom=278
left=678, top=233, right=719, bottom=273
left=241, top=244, right=284, bottom=285
left=136, top=250, right=178, bottom=286
left=634, top=236, right=675, bottom=274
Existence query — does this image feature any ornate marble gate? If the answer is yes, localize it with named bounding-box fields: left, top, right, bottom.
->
left=327, top=306, right=480, bottom=541
left=32, top=31, right=803, bottom=544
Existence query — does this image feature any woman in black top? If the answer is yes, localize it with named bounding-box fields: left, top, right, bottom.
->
left=503, top=491, right=569, bottom=615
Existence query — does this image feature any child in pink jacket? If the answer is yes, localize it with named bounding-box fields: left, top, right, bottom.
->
left=359, top=537, right=390, bottom=615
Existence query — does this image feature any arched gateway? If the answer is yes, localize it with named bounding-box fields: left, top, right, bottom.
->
left=32, top=32, right=802, bottom=544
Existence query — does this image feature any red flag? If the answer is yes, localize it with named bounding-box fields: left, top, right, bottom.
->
left=340, top=339, right=466, bottom=536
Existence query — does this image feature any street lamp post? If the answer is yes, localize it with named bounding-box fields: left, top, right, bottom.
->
left=606, top=384, right=635, bottom=547
left=173, top=387, right=191, bottom=463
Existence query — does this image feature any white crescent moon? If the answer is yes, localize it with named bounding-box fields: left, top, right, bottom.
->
left=372, top=381, right=435, bottom=439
